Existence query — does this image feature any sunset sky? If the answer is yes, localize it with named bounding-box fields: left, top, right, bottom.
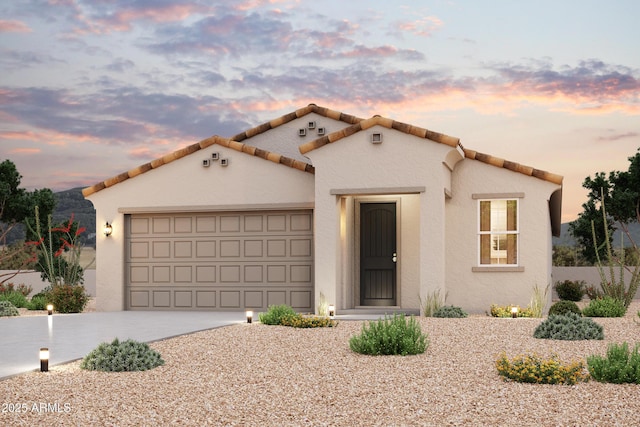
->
left=1, top=0, right=638, bottom=222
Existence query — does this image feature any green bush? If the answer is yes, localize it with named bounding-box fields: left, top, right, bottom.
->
left=258, top=304, right=298, bottom=325
left=0, top=282, right=33, bottom=297
left=80, top=338, right=165, bottom=372
left=433, top=305, right=468, bottom=318
left=548, top=300, right=582, bottom=316
left=554, top=280, right=585, bottom=301
left=0, top=300, right=19, bottom=317
left=490, top=304, right=535, bottom=318
left=533, top=312, right=604, bottom=340
left=49, top=284, right=89, bottom=313
left=0, top=291, right=28, bottom=308
left=279, top=314, right=337, bottom=328
left=587, top=342, right=640, bottom=384
left=27, top=295, right=49, bottom=311
left=349, top=314, right=428, bottom=356
left=496, top=352, right=588, bottom=385
left=582, top=296, right=626, bottom=318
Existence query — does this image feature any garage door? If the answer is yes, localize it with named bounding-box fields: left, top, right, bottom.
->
left=125, top=210, right=313, bottom=311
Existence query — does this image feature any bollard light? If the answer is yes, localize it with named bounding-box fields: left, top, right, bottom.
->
left=47, top=304, right=53, bottom=315
left=328, top=304, right=335, bottom=318
left=511, top=306, right=518, bottom=318
left=39, top=348, right=49, bottom=372
left=246, top=310, right=253, bottom=324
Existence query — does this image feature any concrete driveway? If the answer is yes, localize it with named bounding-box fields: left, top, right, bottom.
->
left=0, top=311, right=246, bottom=380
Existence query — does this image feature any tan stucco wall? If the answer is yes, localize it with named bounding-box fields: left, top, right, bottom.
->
left=305, top=125, right=459, bottom=312
left=445, top=160, right=561, bottom=314
left=87, top=143, right=315, bottom=311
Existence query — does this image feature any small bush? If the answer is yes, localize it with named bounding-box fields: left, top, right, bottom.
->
left=0, top=300, right=19, bottom=317
left=490, top=304, right=535, bottom=318
left=433, top=305, right=468, bottom=318
left=280, top=314, right=337, bottom=328
left=80, top=338, right=165, bottom=372
left=585, top=285, right=604, bottom=300
left=582, top=296, right=626, bottom=318
left=496, top=352, right=588, bottom=385
left=533, top=312, right=604, bottom=340
left=27, top=295, right=49, bottom=311
left=420, top=289, right=446, bottom=317
left=0, top=291, right=28, bottom=308
left=587, top=342, right=640, bottom=384
left=349, top=314, right=428, bottom=356
left=49, top=284, right=89, bottom=313
left=548, top=300, right=582, bottom=316
left=258, top=304, right=298, bottom=325
left=0, top=282, right=32, bottom=297
left=554, top=280, right=585, bottom=301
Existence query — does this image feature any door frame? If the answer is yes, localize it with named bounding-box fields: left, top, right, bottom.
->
left=354, top=197, right=401, bottom=307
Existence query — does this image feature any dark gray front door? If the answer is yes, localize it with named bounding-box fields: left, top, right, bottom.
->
left=360, top=203, right=397, bottom=306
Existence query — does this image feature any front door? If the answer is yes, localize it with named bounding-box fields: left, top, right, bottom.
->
left=360, top=203, right=397, bottom=306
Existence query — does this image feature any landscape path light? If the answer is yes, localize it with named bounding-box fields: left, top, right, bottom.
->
left=40, top=348, right=49, bottom=372
left=328, top=304, right=335, bottom=318
left=246, top=310, right=253, bottom=324
left=47, top=304, right=53, bottom=315
left=511, top=306, right=518, bottom=318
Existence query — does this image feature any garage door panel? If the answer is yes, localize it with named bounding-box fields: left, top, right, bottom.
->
left=126, top=211, right=313, bottom=311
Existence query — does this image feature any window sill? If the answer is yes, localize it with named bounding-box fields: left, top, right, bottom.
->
left=472, top=266, right=525, bottom=272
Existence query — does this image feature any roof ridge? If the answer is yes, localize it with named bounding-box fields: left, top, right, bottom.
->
left=231, top=103, right=363, bottom=142
left=464, top=149, right=563, bottom=185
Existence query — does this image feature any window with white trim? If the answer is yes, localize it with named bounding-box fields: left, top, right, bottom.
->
left=478, top=199, right=518, bottom=265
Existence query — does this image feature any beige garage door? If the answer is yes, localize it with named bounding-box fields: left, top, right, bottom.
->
left=125, top=210, right=313, bottom=311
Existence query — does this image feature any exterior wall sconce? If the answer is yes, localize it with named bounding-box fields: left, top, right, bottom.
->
left=47, top=304, right=53, bottom=315
left=328, top=304, right=335, bottom=318
left=511, top=306, right=518, bottom=318
left=40, top=348, right=49, bottom=372
left=103, top=222, right=113, bottom=237
left=246, top=310, right=253, bottom=324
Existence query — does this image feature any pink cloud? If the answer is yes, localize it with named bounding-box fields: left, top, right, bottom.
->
left=0, top=20, right=32, bottom=33
left=9, top=147, right=40, bottom=155
left=396, top=16, right=443, bottom=37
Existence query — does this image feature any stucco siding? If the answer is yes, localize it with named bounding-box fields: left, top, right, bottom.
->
left=445, top=160, right=561, bottom=314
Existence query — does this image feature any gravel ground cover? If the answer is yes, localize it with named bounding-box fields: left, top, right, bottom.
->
left=1, top=303, right=639, bottom=426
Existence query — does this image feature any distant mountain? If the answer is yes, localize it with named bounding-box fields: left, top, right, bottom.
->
left=553, top=221, right=640, bottom=247
left=2, top=187, right=96, bottom=247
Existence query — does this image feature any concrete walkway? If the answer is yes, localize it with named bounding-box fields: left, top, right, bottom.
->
left=0, top=311, right=246, bottom=380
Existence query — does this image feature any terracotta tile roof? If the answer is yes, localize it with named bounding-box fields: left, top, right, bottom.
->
left=82, top=104, right=562, bottom=197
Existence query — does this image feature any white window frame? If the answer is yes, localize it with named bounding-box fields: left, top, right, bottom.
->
left=477, top=198, right=519, bottom=267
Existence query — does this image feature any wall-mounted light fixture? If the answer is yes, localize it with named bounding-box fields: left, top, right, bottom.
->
left=47, top=304, right=53, bottom=315
left=511, top=306, right=518, bottom=318
left=328, top=304, right=335, bottom=318
left=103, top=222, right=113, bottom=237
left=40, top=348, right=49, bottom=372
left=246, top=310, right=253, bottom=324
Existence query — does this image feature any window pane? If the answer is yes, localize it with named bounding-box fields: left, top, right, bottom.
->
left=480, top=201, right=491, bottom=232
left=507, top=234, right=517, bottom=264
left=507, top=200, right=517, bottom=231
left=480, top=234, right=491, bottom=264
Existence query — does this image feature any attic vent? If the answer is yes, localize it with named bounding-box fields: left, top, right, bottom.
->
left=308, top=121, right=316, bottom=129
left=371, top=132, right=383, bottom=144
left=317, top=127, right=326, bottom=136
left=211, top=152, right=220, bottom=160
left=202, top=159, right=211, bottom=167
left=220, top=158, right=229, bottom=167
left=298, top=128, right=306, bottom=137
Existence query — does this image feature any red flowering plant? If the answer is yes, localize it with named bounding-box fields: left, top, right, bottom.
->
left=27, top=206, right=93, bottom=313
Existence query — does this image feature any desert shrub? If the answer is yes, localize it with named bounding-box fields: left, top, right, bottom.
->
left=496, top=352, right=588, bottom=385
left=0, top=300, right=19, bottom=317
left=258, top=304, right=298, bottom=325
left=529, top=284, right=549, bottom=318
left=489, top=304, right=535, bottom=318
left=49, top=284, right=89, bottom=313
left=0, top=282, right=32, bottom=297
left=279, top=314, right=337, bottom=328
left=587, top=342, right=640, bottom=384
left=433, top=305, right=468, bottom=318
left=349, top=314, right=428, bottom=356
left=548, top=300, right=582, bottom=316
left=554, top=280, right=585, bottom=301
left=585, top=285, right=604, bottom=300
left=80, top=338, right=164, bottom=372
left=533, top=312, right=604, bottom=340
left=27, top=295, right=49, bottom=310
left=0, top=291, right=29, bottom=308
left=582, top=296, right=626, bottom=318
left=420, top=289, right=446, bottom=317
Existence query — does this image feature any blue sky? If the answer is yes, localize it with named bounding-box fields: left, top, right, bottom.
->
left=1, top=0, right=638, bottom=222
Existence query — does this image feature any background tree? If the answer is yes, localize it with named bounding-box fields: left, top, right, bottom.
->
left=0, top=159, right=55, bottom=280
left=569, top=149, right=640, bottom=263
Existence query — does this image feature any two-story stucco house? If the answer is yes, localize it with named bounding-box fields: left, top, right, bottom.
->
left=83, top=104, right=562, bottom=314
